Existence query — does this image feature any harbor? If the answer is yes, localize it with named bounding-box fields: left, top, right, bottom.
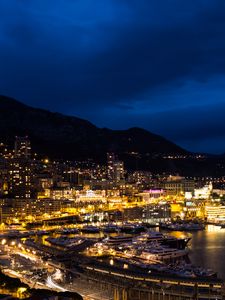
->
left=0, top=222, right=225, bottom=299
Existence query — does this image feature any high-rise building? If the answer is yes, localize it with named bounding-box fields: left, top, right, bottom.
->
left=9, top=136, right=32, bottom=198
left=9, top=159, right=32, bottom=198
left=0, top=143, right=9, bottom=196
left=113, top=161, right=124, bottom=182
left=107, top=153, right=124, bottom=182
left=15, top=136, right=31, bottom=158
left=107, top=153, right=116, bottom=180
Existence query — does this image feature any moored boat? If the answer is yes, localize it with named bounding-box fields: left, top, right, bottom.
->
left=102, top=224, right=120, bottom=233
left=120, top=223, right=146, bottom=234
left=134, top=230, right=191, bottom=250
left=81, top=225, right=100, bottom=234
left=103, top=235, right=133, bottom=246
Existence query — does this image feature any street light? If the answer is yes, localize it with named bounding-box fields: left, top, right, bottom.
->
left=1, top=239, right=6, bottom=245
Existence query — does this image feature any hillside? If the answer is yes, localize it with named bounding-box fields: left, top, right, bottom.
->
left=1, top=95, right=225, bottom=175
left=0, top=95, right=187, bottom=161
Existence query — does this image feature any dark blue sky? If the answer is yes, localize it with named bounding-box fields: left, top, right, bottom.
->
left=1, top=1, right=225, bottom=154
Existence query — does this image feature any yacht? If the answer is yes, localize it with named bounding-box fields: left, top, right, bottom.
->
left=134, top=231, right=164, bottom=243
left=162, top=235, right=191, bottom=250
left=140, top=246, right=188, bottom=262
left=120, top=223, right=146, bottom=234
left=56, top=228, right=79, bottom=235
left=102, top=224, right=120, bottom=233
left=81, top=225, right=100, bottom=233
left=46, top=236, right=84, bottom=248
left=165, top=222, right=205, bottom=231
left=134, top=230, right=190, bottom=250
left=104, top=235, right=133, bottom=246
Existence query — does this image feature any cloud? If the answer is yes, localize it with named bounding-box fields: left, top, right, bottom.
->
left=0, top=1, right=225, bottom=152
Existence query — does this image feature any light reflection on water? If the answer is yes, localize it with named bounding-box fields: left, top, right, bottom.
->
left=166, top=225, right=225, bottom=280
left=29, top=225, right=225, bottom=280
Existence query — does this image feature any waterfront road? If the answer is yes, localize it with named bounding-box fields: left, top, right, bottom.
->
left=67, top=278, right=113, bottom=300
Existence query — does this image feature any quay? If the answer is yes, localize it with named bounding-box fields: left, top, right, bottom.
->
left=45, top=258, right=225, bottom=300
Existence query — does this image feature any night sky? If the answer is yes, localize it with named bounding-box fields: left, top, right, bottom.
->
left=1, top=1, right=225, bottom=154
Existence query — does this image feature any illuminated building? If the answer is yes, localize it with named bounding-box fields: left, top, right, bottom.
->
left=0, top=198, right=76, bottom=222
left=8, top=137, right=32, bottom=198
left=107, top=153, right=124, bottom=182
left=137, top=189, right=165, bottom=202
left=9, top=159, right=32, bottom=198
left=205, top=205, right=225, bottom=222
left=128, top=171, right=152, bottom=185
left=75, top=189, right=106, bottom=203
left=162, top=178, right=195, bottom=196
left=213, top=189, right=225, bottom=196
left=123, top=204, right=171, bottom=223
left=50, top=187, right=73, bottom=200
left=183, top=200, right=199, bottom=218
left=0, top=198, right=13, bottom=223
left=107, top=152, right=116, bottom=180
left=15, top=136, right=31, bottom=158
left=39, top=177, right=54, bottom=189
left=119, top=183, right=138, bottom=196
left=0, top=143, right=10, bottom=196
left=0, top=161, right=8, bottom=197
left=0, top=178, right=8, bottom=196
left=194, top=182, right=213, bottom=199
left=63, top=167, right=79, bottom=184
left=114, top=161, right=124, bottom=182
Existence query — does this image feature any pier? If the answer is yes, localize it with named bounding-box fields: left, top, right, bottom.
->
left=47, top=260, right=224, bottom=300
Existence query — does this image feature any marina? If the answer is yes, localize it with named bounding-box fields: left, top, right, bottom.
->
left=0, top=223, right=225, bottom=299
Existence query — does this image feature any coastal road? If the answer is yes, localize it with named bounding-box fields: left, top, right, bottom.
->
left=46, top=276, right=67, bottom=292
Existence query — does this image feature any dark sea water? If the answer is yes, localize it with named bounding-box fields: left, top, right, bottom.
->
left=168, top=225, right=225, bottom=280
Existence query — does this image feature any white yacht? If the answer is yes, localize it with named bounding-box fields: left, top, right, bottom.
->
left=140, top=246, right=188, bottom=262
left=104, top=235, right=133, bottom=246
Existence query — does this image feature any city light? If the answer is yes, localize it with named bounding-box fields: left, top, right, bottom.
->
left=0, top=137, right=224, bottom=300
left=1, top=239, right=6, bottom=245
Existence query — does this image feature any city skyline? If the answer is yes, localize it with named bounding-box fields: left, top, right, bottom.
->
left=1, top=2, right=225, bottom=299
left=0, top=134, right=225, bottom=299
left=1, top=1, right=225, bottom=153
